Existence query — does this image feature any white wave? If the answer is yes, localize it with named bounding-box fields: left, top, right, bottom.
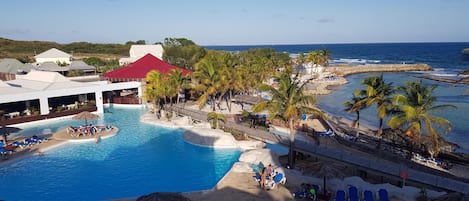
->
left=428, top=73, right=462, bottom=77
left=331, top=58, right=381, bottom=65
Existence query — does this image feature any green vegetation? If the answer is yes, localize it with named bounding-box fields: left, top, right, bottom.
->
left=162, top=38, right=207, bottom=70
left=344, top=76, right=455, bottom=157
left=354, top=74, right=394, bottom=137
left=389, top=80, right=455, bottom=157
left=253, top=70, right=325, bottom=168
left=0, top=37, right=130, bottom=59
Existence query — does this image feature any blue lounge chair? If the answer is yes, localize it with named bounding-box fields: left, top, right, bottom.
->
left=32, top=135, right=48, bottom=143
left=363, top=190, right=374, bottom=201
left=334, top=190, right=345, bottom=201
left=13, top=141, right=28, bottom=148
left=348, top=186, right=359, bottom=201
left=378, top=189, right=390, bottom=201
left=0, top=147, right=12, bottom=155
left=269, top=172, right=286, bottom=189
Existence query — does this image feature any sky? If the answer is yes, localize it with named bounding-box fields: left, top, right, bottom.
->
left=1, top=0, right=469, bottom=45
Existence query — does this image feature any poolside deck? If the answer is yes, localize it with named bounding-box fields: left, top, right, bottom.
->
left=0, top=126, right=119, bottom=164
left=53, top=126, right=119, bottom=141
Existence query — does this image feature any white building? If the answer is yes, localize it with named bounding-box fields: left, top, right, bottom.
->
left=119, top=45, right=164, bottom=65
left=0, top=70, right=141, bottom=117
left=34, top=48, right=72, bottom=65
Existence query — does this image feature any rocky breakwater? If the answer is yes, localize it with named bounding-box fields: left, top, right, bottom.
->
left=326, top=63, right=432, bottom=76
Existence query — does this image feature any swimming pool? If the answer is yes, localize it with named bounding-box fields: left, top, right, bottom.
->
left=0, top=107, right=240, bottom=201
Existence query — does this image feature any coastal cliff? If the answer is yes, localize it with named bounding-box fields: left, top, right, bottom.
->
left=326, top=64, right=432, bottom=76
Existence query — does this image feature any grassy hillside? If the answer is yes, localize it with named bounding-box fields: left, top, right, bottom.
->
left=0, top=37, right=129, bottom=60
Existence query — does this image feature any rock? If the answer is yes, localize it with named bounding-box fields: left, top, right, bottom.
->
left=183, top=128, right=238, bottom=148
left=137, top=192, right=191, bottom=201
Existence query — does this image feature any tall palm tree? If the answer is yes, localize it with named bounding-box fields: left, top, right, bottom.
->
left=253, top=71, right=325, bottom=168
left=320, top=48, right=331, bottom=67
left=388, top=80, right=455, bottom=157
left=355, top=74, right=394, bottom=136
left=343, top=94, right=367, bottom=129
left=168, top=69, right=191, bottom=104
left=194, top=59, right=221, bottom=111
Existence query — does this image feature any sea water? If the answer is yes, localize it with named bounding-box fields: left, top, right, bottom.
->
left=207, top=42, right=469, bottom=153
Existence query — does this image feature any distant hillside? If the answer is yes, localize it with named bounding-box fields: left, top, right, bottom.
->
left=0, top=37, right=130, bottom=60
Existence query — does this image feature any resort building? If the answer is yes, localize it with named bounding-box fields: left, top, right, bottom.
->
left=0, top=70, right=141, bottom=126
left=0, top=53, right=190, bottom=126
left=118, top=44, right=164, bottom=65
left=34, top=48, right=72, bottom=65
left=104, top=53, right=192, bottom=104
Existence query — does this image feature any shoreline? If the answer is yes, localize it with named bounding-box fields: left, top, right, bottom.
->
left=305, top=63, right=433, bottom=95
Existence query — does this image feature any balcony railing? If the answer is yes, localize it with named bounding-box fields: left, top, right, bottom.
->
left=2, top=106, right=97, bottom=126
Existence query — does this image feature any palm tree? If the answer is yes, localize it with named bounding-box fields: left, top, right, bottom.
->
left=143, top=70, right=165, bottom=111
left=295, top=52, right=305, bottom=65
left=168, top=69, right=191, bottom=104
left=207, top=112, right=227, bottom=129
left=343, top=94, right=367, bottom=129
left=355, top=74, right=394, bottom=137
left=388, top=80, right=456, bottom=157
left=194, top=59, right=221, bottom=111
left=321, top=48, right=332, bottom=66
left=253, top=71, right=325, bottom=168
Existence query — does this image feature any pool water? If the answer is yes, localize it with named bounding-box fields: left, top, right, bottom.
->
left=0, top=107, right=240, bottom=201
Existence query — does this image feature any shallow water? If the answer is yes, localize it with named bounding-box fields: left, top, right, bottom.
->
left=0, top=107, right=240, bottom=201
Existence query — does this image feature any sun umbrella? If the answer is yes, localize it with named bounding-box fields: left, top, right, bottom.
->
left=72, top=111, right=99, bottom=125
left=309, top=161, right=347, bottom=195
left=0, top=126, right=22, bottom=144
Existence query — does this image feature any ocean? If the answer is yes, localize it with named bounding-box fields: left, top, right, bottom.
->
left=206, top=43, right=469, bottom=153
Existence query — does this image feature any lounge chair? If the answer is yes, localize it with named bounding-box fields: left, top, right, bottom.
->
left=363, top=190, right=374, bottom=201
left=0, top=147, right=12, bottom=155
left=348, top=185, right=359, bottom=201
left=269, top=172, right=286, bottom=189
left=320, top=129, right=335, bottom=136
left=334, top=190, right=345, bottom=201
left=378, top=189, right=390, bottom=201
left=13, top=141, right=28, bottom=148
left=32, top=135, right=48, bottom=143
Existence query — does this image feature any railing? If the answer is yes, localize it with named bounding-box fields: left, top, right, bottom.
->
left=1, top=107, right=97, bottom=126
left=111, top=96, right=140, bottom=104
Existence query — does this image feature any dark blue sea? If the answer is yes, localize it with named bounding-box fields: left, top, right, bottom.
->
left=207, top=43, right=469, bottom=153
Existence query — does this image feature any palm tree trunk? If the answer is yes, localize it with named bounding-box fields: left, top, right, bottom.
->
left=227, top=91, right=233, bottom=112
left=288, top=118, right=295, bottom=169
left=356, top=111, right=360, bottom=129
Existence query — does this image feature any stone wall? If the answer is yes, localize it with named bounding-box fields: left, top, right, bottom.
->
left=326, top=64, right=432, bottom=76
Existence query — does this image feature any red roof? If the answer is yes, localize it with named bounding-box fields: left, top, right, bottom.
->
left=103, top=54, right=192, bottom=81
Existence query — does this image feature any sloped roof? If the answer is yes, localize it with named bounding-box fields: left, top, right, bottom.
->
left=34, top=48, right=71, bottom=58
left=7, top=70, right=87, bottom=91
left=0, top=58, right=35, bottom=74
left=103, top=54, right=192, bottom=81
left=0, top=80, right=34, bottom=95
left=36, top=62, right=69, bottom=72
left=69, top=60, right=96, bottom=71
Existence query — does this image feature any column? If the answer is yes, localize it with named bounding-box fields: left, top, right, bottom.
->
left=39, top=96, right=50, bottom=115
left=95, top=91, right=104, bottom=113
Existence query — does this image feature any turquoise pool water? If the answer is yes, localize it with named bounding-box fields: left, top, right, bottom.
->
left=0, top=107, right=241, bottom=201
